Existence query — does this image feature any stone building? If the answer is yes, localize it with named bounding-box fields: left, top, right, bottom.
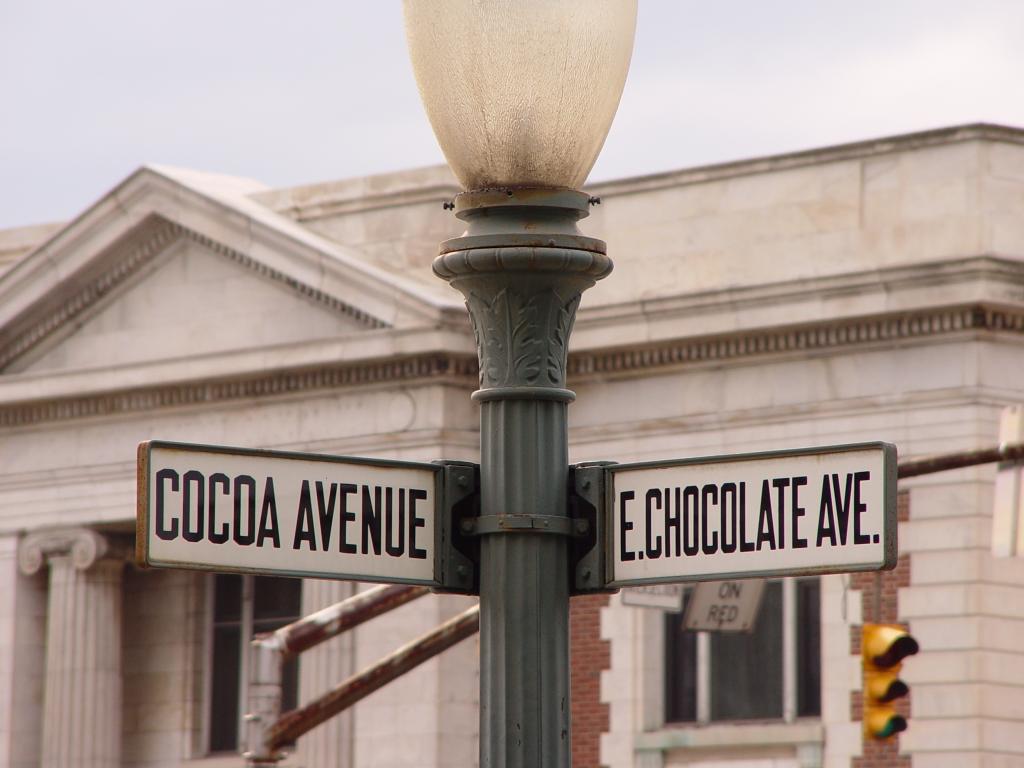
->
left=1, top=123, right=1023, bottom=768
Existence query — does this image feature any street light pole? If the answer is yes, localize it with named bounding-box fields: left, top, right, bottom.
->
left=403, top=2, right=637, bottom=766
left=434, top=190, right=611, bottom=766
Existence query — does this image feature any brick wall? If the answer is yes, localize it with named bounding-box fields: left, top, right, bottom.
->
left=570, top=594, right=611, bottom=768
left=850, top=490, right=911, bottom=768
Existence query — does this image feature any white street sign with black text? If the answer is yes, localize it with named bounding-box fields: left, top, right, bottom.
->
left=621, top=583, right=684, bottom=611
left=683, top=580, right=765, bottom=632
left=137, top=441, right=441, bottom=586
left=608, top=443, right=896, bottom=587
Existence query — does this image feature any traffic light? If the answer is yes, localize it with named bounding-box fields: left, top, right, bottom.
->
left=861, top=623, right=919, bottom=739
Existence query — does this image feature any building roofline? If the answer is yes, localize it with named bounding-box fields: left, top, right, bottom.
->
left=251, top=164, right=460, bottom=221
left=6, top=123, right=1020, bottom=253
left=589, top=122, right=1024, bottom=197
left=251, top=122, right=1024, bottom=220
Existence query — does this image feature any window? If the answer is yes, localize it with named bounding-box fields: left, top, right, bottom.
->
left=208, top=574, right=303, bottom=752
left=664, top=578, right=820, bottom=724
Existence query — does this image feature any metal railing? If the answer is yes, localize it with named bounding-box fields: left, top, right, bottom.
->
left=243, top=583, right=480, bottom=765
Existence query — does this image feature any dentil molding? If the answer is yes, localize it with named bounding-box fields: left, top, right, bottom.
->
left=0, top=304, right=1022, bottom=429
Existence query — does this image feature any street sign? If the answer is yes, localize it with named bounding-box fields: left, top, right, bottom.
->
left=137, top=440, right=443, bottom=586
left=607, top=442, right=897, bottom=587
left=621, top=583, right=684, bottom=611
left=683, top=580, right=765, bottom=632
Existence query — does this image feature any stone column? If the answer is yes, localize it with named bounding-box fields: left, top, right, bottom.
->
left=19, top=528, right=125, bottom=768
left=297, top=578, right=356, bottom=768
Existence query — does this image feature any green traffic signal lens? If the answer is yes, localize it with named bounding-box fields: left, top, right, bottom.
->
left=880, top=715, right=908, bottom=738
left=865, top=710, right=908, bottom=739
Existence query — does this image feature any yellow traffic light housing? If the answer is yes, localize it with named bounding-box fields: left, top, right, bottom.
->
left=862, top=623, right=918, bottom=739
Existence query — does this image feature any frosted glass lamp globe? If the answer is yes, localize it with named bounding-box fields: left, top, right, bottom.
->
left=403, top=0, right=637, bottom=192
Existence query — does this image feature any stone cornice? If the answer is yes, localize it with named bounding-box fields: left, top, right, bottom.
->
left=0, top=303, right=1023, bottom=428
left=0, top=215, right=388, bottom=372
left=0, top=218, right=178, bottom=371
left=0, top=221, right=65, bottom=267
left=249, top=124, right=1024, bottom=222
left=0, top=326, right=475, bottom=404
left=589, top=123, right=1024, bottom=199
left=284, top=183, right=460, bottom=223
left=250, top=165, right=460, bottom=223
left=569, top=304, right=1008, bottom=381
left=0, top=352, right=478, bottom=428
left=572, top=255, right=1024, bottom=355
left=579, top=255, right=1024, bottom=328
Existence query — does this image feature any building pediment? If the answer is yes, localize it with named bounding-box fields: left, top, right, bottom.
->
left=0, top=166, right=463, bottom=375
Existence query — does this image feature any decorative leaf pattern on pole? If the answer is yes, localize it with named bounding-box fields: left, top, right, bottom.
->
left=549, top=294, right=580, bottom=385
left=466, top=287, right=583, bottom=389
left=511, top=291, right=541, bottom=383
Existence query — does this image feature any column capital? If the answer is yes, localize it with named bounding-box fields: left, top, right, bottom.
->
left=18, top=527, right=126, bottom=575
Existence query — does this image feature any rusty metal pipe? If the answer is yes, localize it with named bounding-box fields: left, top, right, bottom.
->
left=267, top=604, right=480, bottom=749
left=898, top=441, right=1024, bottom=478
left=270, top=583, right=429, bottom=657
left=244, top=583, right=429, bottom=765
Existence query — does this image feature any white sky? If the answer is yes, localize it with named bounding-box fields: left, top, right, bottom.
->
left=1, top=1, right=1022, bottom=229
